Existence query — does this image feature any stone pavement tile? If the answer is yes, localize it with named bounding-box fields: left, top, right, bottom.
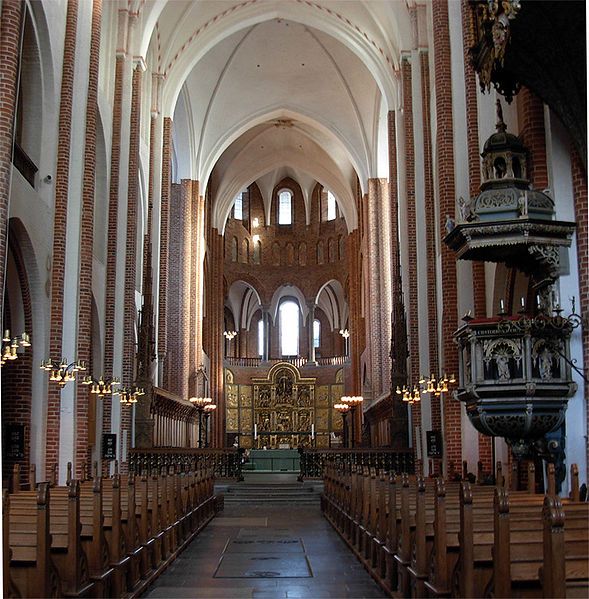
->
left=215, top=553, right=312, bottom=578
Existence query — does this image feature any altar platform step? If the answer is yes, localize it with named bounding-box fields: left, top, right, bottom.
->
left=220, top=475, right=323, bottom=504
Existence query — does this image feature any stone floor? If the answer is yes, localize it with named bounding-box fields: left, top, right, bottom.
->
left=144, top=503, right=387, bottom=598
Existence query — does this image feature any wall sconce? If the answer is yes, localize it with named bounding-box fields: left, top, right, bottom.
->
left=396, top=373, right=456, bottom=404
left=40, top=358, right=86, bottom=387
left=189, top=397, right=215, bottom=448
left=224, top=330, right=237, bottom=340
left=0, top=330, right=30, bottom=367
left=81, top=375, right=120, bottom=397
left=339, top=328, right=350, bottom=356
left=119, top=386, right=145, bottom=405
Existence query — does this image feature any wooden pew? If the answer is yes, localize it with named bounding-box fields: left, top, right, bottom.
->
left=101, top=472, right=132, bottom=597
left=78, top=477, right=115, bottom=596
left=118, top=473, right=143, bottom=592
left=541, top=496, right=589, bottom=598
left=8, top=482, right=61, bottom=598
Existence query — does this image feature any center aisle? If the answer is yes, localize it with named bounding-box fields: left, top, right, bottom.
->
left=144, top=502, right=387, bottom=598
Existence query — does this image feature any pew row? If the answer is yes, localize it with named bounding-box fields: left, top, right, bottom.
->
left=4, top=466, right=220, bottom=598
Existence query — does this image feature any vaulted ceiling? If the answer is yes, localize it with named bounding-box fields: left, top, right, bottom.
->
left=138, top=0, right=415, bottom=232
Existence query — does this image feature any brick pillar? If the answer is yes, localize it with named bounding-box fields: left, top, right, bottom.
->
left=518, top=87, right=549, bottom=189
left=76, top=0, right=102, bottom=478
left=180, top=179, right=193, bottom=400
left=420, top=50, right=442, bottom=443
left=210, top=230, right=225, bottom=446
left=401, top=55, right=422, bottom=458
left=194, top=194, right=205, bottom=373
left=388, top=109, right=410, bottom=451
left=103, top=54, right=125, bottom=438
left=189, top=182, right=200, bottom=396
left=366, top=179, right=390, bottom=399
left=461, top=0, right=491, bottom=472
left=0, top=0, right=24, bottom=317
left=432, top=0, right=461, bottom=471
left=158, top=117, right=172, bottom=362
left=570, top=149, right=588, bottom=477
left=120, top=63, right=143, bottom=456
left=45, top=0, right=79, bottom=479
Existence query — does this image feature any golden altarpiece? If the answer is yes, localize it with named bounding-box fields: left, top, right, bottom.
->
left=225, top=363, right=344, bottom=449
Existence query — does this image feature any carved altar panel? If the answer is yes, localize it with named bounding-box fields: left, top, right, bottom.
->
left=240, top=386, right=252, bottom=407
left=225, top=364, right=347, bottom=449
left=227, top=387, right=238, bottom=408
left=331, top=384, right=343, bottom=405
left=316, top=408, right=329, bottom=432
left=227, top=409, right=239, bottom=432
left=316, top=434, right=330, bottom=448
left=239, top=407, right=253, bottom=432
left=316, top=385, right=330, bottom=407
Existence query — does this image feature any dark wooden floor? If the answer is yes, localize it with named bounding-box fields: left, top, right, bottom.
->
left=144, top=503, right=386, bottom=598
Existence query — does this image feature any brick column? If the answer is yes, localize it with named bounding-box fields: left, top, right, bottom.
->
left=189, top=182, right=200, bottom=396
left=388, top=109, right=410, bottom=451
left=0, top=0, right=24, bottom=317
left=570, top=149, right=588, bottom=476
left=209, top=230, right=225, bottom=446
left=45, top=0, right=79, bottom=479
left=461, top=0, right=491, bottom=472
left=103, top=52, right=125, bottom=438
left=307, top=300, right=316, bottom=364
left=432, top=0, right=461, bottom=471
left=76, top=0, right=102, bottom=478
left=366, top=179, right=390, bottom=399
left=518, top=87, right=549, bottom=189
left=158, top=117, right=172, bottom=363
left=120, top=63, right=143, bottom=454
left=401, top=55, right=422, bottom=457
left=420, top=49, right=442, bottom=443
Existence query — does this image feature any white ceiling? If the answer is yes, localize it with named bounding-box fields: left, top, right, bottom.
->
left=139, top=1, right=414, bottom=232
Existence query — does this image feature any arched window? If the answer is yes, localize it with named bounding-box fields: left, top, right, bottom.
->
left=278, top=189, right=292, bottom=225
left=233, top=193, right=243, bottom=220
left=279, top=300, right=299, bottom=356
left=258, top=318, right=264, bottom=357
left=313, top=319, right=321, bottom=348
left=327, top=191, right=336, bottom=221
left=253, top=240, right=261, bottom=264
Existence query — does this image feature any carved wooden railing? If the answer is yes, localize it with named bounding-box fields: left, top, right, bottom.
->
left=128, top=448, right=243, bottom=480
left=224, top=355, right=348, bottom=368
left=297, top=448, right=415, bottom=480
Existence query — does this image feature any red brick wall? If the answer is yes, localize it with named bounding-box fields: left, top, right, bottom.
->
left=45, top=0, right=79, bottom=478
left=76, top=0, right=102, bottom=477
left=224, top=180, right=349, bottom=305
left=432, top=0, right=461, bottom=471
left=0, top=0, right=24, bottom=319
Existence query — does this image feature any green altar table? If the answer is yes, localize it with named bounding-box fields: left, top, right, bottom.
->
left=249, top=449, right=300, bottom=472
